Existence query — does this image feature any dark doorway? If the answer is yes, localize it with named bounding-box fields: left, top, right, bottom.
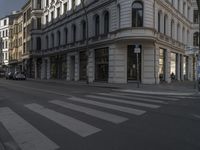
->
left=127, top=45, right=142, bottom=81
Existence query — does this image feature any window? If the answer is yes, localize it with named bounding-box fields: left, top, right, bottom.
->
left=37, top=18, right=41, bottom=29
left=64, top=2, right=68, bottom=14
left=72, top=25, right=76, bottom=43
left=164, top=15, right=168, bottom=35
left=46, top=0, right=49, bottom=6
left=193, top=10, right=199, bottom=24
left=81, top=21, right=86, bottom=40
left=171, top=20, right=175, bottom=38
left=36, top=37, right=41, bottom=50
left=132, top=1, right=143, bottom=27
left=187, top=7, right=190, bottom=19
left=46, top=15, right=49, bottom=24
left=51, top=33, right=55, bottom=48
left=46, top=35, right=49, bottom=49
left=183, top=2, right=186, bottom=16
left=177, top=24, right=180, bottom=41
left=182, top=27, right=185, bottom=44
left=51, top=11, right=54, bottom=21
left=57, top=7, right=60, bottom=18
left=158, top=11, right=162, bottom=32
left=177, top=0, right=180, bottom=11
left=57, top=31, right=61, bottom=46
left=72, top=0, right=76, bottom=10
left=4, top=20, right=7, bottom=26
left=37, top=0, right=41, bottom=9
left=104, top=11, right=109, bottom=34
left=117, top=4, right=121, bottom=29
left=94, top=15, right=100, bottom=36
left=64, top=28, right=68, bottom=44
left=193, top=32, right=199, bottom=46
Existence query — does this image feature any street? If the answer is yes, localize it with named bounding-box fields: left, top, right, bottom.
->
left=0, top=79, right=200, bottom=150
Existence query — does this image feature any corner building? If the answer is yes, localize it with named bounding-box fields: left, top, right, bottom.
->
left=31, top=0, right=196, bottom=84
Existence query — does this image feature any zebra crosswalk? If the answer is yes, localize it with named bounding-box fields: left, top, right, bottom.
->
left=0, top=91, right=189, bottom=150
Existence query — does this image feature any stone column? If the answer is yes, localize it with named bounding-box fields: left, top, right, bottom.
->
left=108, top=44, right=127, bottom=83
left=165, top=50, right=171, bottom=83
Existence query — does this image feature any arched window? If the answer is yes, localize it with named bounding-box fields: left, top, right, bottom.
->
left=193, top=32, right=199, bottom=46
left=117, top=4, right=121, bottom=29
left=177, top=24, right=180, bottom=41
left=57, top=31, right=61, bottom=46
left=94, top=15, right=100, bottom=36
left=46, top=35, right=49, bottom=49
left=182, top=27, right=185, bottom=44
left=164, top=15, right=168, bottom=35
left=72, top=24, right=76, bottom=43
left=171, top=20, right=175, bottom=38
left=51, top=33, right=54, bottom=48
left=158, top=11, right=162, bottom=32
left=132, top=1, right=143, bottom=27
left=36, top=37, right=41, bottom=50
left=64, top=28, right=68, bottom=44
left=187, top=30, right=190, bottom=44
left=81, top=20, right=86, bottom=40
left=104, top=11, right=109, bottom=34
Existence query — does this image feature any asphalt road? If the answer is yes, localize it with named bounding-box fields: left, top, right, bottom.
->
left=0, top=78, right=200, bottom=150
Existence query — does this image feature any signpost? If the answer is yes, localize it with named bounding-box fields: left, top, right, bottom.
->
left=134, top=45, right=141, bottom=88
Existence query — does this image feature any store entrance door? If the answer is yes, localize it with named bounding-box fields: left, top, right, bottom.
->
left=127, top=45, right=142, bottom=81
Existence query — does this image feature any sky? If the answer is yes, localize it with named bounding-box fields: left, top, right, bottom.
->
left=0, top=0, right=27, bottom=18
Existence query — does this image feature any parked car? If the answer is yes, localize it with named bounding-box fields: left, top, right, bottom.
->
left=13, top=72, right=26, bottom=80
left=0, top=70, right=5, bottom=78
left=5, top=72, right=14, bottom=80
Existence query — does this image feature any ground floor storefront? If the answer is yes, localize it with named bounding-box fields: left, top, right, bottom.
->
left=32, top=41, right=196, bottom=84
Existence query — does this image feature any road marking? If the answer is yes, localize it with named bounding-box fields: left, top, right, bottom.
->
left=0, top=107, right=59, bottom=150
left=97, top=93, right=167, bottom=104
left=50, top=100, right=128, bottom=124
left=110, top=92, right=179, bottom=101
left=86, top=95, right=160, bottom=109
left=68, top=97, right=146, bottom=115
left=25, top=104, right=101, bottom=137
left=114, top=89, right=194, bottom=96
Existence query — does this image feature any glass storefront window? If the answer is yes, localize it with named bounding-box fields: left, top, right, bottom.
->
left=183, top=56, right=188, bottom=80
left=170, top=52, right=177, bottom=80
left=159, top=49, right=165, bottom=82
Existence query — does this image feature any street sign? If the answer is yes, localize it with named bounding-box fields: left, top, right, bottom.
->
left=134, top=48, right=141, bottom=53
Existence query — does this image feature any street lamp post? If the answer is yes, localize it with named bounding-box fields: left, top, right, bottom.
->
left=80, top=0, right=89, bottom=84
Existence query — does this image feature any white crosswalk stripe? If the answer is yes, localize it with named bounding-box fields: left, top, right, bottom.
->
left=86, top=95, right=160, bottom=109
left=0, top=107, right=59, bottom=150
left=97, top=93, right=167, bottom=104
left=68, top=97, right=146, bottom=115
left=50, top=100, right=128, bottom=124
left=25, top=103, right=101, bottom=137
left=110, top=92, right=179, bottom=101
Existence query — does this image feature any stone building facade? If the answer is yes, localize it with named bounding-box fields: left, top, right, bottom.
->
left=28, top=0, right=196, bottom=84
left=9, top=12, right=23, bottom=72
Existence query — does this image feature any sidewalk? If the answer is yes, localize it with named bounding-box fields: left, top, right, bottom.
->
left=28, top=79, right=199, bottom=95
